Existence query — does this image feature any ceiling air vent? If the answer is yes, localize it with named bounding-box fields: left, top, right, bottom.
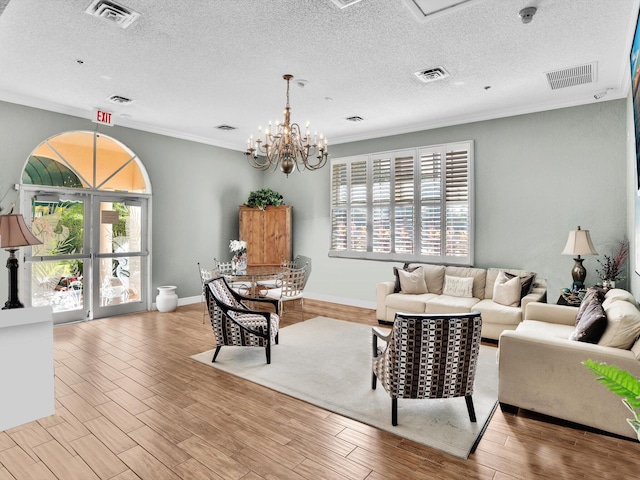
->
left=546, top=62, right=597, bottom=90
left=216, top=125, right=237, bottom=131
left=108, top=94, right=133, bottom=104
left=414, top=66, right=450, bottom=83
left=346, top=116, right=364, bottom=122
left=85, top=0, right=140, bottom=29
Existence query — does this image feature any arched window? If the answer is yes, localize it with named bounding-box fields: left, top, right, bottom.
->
left=23, top=131, right=150, bottom=192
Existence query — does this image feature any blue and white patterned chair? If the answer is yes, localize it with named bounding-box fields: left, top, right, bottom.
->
left=205, top=276, right=280, bottom=364
left=371, top=312, right=482, bottom=426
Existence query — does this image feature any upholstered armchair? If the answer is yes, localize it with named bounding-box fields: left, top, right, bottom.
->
left=205, top=276, right=280, bottom=364
left=371, top=312, right=482, bottom=426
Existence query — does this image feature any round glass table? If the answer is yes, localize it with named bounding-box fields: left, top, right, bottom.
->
left=220, top=265, right=284, bottom=297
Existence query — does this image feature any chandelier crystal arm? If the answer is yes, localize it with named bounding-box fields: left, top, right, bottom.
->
left=244, top=74, right=329, bottom=177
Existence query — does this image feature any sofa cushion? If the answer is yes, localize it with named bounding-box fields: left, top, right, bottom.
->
left=442, top=275, right=474, bottom=298
left=599, top=299, right=640, bottom=349
left=396, top=266, right=428, bottom=294
left=493, top=272, right=521, bottom=307
left=385, top=292, right=436, bottom=312
left=445, top=266, right=487, bottom=299
left=503, top=272, right=535, bottom=300
left=393, top=265, right=420, bottom=293
left=424, top=294, right=480, bottom=314
left=474, top=299, right=522, bottom=327
left=569, top=294, right=607, bottom=343
left=406, top=263, right=446, bottom=294
left=603, top=288, right=638, bottom=308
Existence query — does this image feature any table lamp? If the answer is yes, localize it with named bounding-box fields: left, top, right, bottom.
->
left=561, top=225, right=598, bottom=289
left=0, top=211, right=42, bottom=309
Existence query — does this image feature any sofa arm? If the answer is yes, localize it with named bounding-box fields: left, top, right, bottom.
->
left=524, top=302, right=578, bottom=326
left=520, top=288, right=546, bottom=313
left=498, top=329, right=640, bottom=437
left=376, top=281, right=395, bottom=320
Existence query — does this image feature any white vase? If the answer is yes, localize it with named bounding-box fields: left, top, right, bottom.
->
left=156, top=285, right=178, bottom=312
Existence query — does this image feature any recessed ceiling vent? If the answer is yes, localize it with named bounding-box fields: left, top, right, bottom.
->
left=330, top=0, right=364, bottom=9
left=108, top=94, right=133, bottom=104
left=414, top=66, right=450, bottom=83
left=546, top=62, right=597, bottom=90
left=215, top=125, right=237, bottom=131
left=85, top=0, right=140, bottom=29
left=346, top=116, right=364, bottom=122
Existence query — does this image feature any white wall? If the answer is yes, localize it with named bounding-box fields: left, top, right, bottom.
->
left=627, top=92, right=640, bottom=297
left=0, top=98, right=629, bottom=312
left=269, top=100, right=628, bottom=309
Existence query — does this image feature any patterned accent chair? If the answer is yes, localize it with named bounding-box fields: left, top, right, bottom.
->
left=205, top=276, right=280, bottom=364
left=371, top=312, right=482, bottom=426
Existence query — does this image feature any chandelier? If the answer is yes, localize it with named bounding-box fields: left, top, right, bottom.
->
left=245, top=74, right=328, bottom=176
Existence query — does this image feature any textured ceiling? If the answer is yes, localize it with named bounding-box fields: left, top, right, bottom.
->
left=0, top=0, right=638, bottom=152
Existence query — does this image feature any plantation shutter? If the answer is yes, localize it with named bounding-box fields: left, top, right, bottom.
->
left=329, top=141, right=472, bottom=265
left=330, top=162, right=348, bottom=251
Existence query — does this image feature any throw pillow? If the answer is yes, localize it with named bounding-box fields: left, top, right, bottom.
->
left=503, top=272, right=535, bottom=300
left=575, top=287, right=606, bottom=326
left=393, top=265, right=420, bottom=293
left=493, top=272, right=521, bottom=307
left=442, top=275, right=474, bottom=298
left=397, top=266, right=428, bottom=294
left=599, top=299, right=640, bottom=349
left=569, top=294, right=607, bottom=343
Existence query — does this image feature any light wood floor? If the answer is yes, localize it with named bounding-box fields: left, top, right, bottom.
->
left=1, top=299, right=640, bottom=479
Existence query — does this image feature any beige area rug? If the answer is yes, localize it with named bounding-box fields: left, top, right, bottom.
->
left=190, top=316, right=498, bottom=459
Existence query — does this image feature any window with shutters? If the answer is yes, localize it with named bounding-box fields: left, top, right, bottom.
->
left=329, top=141, right=473, bottom=265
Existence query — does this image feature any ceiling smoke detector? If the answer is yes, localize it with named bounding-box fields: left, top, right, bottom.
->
left=215, top=125, right=237, bottom=131
left=108, top=94, right=133, bottom=104
left=545, top=62, right=597, bottom=90
left=346, top=116, right=364, bottom=122
left=414, top=66, right=450, bottom=83
left=85, top=0, right=140, bottom=29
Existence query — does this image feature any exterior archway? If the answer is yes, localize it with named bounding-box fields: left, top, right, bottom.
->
left=21, top=131, right=151, bottom=324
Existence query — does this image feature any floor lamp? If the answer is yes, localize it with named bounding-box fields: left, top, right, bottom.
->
left=0, top=213, right=42, bottom=309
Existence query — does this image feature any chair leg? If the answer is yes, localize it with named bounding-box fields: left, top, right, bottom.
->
left=465, top=395, right=477, bottom=422
left=266, top=342, right=271, bottom=364
left=211, top=346, right=222, bottom=363
left=371, top=372, right=377, bottom=389
left=275, top=332, right=279, bottom=345
left=392, top=398, right=398, bottom=426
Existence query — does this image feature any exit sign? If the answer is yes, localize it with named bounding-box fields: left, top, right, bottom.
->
left=93, top=108, right=114, bottom=126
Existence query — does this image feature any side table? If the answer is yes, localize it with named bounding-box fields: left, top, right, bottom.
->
left=557, top=290, right=585, bottom=307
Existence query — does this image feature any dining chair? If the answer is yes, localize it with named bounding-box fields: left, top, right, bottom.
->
left=371, top=311, right=482, bottom=426
left=205, top=276, right=280, bottom=364
left=264, top=264, right=307, bottom=318
left=198, top=262, right=217, bottom=323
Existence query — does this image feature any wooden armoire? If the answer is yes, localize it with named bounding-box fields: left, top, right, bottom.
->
left=239, top=205, right=292, bottom=266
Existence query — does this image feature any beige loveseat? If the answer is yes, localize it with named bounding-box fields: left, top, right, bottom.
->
left=376, top=264, right=547, bottom=340
left=498, top=289, right=640, bottom=439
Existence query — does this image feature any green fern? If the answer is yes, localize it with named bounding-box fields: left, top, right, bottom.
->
left=583, top=359, right=640, bottom=440
left=583, top=359, right=640, bottom=409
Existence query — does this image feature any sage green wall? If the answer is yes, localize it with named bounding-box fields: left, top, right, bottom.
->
left=0, top=100, right=263, bottom=304
left=268, top=100, right=628, bottom=308
left=0, top=99, right=629, bottom=311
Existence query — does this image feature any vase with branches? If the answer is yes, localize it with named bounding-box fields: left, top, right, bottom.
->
left=596, top=238, right=629, bottom=287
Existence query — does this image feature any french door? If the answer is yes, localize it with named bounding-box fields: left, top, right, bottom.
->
left=22, top=188, right=149, bottom=324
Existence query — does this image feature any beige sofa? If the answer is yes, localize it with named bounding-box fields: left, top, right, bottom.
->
left=376, top=264, right=547, bottom=340
left=498, top=289, right=640, bottom=439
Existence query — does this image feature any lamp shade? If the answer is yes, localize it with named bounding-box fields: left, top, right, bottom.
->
left=562, top=226, right=598, bottom=256
left=0, top=214, right=42, bottom=248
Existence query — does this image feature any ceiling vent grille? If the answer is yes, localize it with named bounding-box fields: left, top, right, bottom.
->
left=216, top=125, right=237, bottom=131
left=108, top=94, right=132, bottom=104
left=414, top=66, right=450, bottom=83
left=545, top=62, right=597, bottom=90
left=85, top=0, right=140, bottom=29
left=346, top=116, right=364, bottom=122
